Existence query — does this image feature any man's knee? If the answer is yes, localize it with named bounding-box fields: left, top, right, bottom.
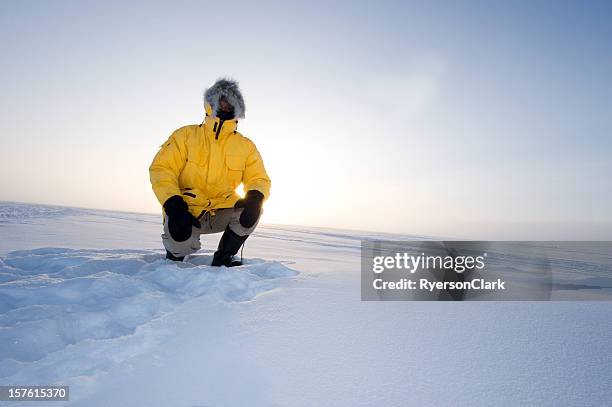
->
left=162, top=232, right=201, bottom=257
left=228, top=208, right=261, bottom=237
left=162, top=219, right=201, bottom=257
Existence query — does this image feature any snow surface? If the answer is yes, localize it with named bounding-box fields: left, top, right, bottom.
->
left=0, top=201, right=611, bottom=406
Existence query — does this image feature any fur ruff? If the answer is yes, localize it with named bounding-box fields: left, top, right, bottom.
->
left=204, top=78, right=246, bottom=119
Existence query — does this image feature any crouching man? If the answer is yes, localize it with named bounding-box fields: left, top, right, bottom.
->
left=149, top=78, right=271, bottom=266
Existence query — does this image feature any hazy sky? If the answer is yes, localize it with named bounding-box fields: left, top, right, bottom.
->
left=1, top=1, right=611, bottom=239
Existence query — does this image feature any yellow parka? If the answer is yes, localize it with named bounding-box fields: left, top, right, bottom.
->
left=149, top=104, right=271, bottom=217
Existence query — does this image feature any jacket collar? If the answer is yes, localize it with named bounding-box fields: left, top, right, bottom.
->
left=202, top=103, right=238, bottom=139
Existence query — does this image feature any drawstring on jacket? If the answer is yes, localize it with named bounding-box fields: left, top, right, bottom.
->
left=239, top=240, right=245, bottom=264
left=200, top=210, right=216, bottom=231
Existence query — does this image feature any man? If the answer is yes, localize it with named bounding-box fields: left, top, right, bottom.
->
left=149, top=78, right=271, bottom=266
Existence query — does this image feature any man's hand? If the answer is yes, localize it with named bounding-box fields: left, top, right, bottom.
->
left=234, top=190, right=264, bottom=228
left=163, top=195, right=201, bottom=242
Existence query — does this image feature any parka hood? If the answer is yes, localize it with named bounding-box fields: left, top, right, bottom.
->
left=204, top=78, right=246, bottom=120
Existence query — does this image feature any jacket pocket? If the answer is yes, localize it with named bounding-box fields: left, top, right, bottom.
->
left=225, top=155, right=246, bottom=186
left=181, top=188, right=205, bottom=207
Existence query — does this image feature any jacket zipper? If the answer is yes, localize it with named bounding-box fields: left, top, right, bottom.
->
left=205, top=119, right=230, bottom=207
left=204, top=126, right=212, bottom=206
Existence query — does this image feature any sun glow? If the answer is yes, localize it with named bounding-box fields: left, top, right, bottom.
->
left=235, top=183, right=245, bottom=198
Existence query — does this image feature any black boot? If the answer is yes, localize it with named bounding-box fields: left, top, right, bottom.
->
left=166, top=250, right=185, bottom=262
left=211, top=226, right=248, bottom=267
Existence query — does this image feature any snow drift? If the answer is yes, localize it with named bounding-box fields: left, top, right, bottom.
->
left=0, top=247, right=297, bottom=386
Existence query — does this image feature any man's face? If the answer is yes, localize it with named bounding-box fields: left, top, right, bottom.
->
left=218, top=96, right=234, bottom=117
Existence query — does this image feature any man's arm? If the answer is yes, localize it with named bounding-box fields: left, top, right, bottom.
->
left=149, top=128, right=188, bottom=205
left=234, top=139, right=271, bottom=229
left=242, top=140, right=271, bottom=199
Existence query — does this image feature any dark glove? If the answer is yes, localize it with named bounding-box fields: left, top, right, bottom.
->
left=163, top=195, right=201, bottom=242
left=234, top=190, right=264, bottom=228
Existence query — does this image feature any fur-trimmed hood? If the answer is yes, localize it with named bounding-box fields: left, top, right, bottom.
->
left=204, top=78, right=246, bottom=119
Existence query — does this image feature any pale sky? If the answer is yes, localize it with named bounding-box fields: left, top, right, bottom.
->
left=1, top=1, right=611, bottom=239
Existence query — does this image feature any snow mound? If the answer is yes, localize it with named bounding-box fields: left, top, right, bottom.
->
left=0, top=248, right=298, bottom=383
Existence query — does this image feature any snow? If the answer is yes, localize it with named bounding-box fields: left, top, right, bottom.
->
left=0, top=248, right=296, bottom=381
left=0, top=201, right=611, bottom=406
